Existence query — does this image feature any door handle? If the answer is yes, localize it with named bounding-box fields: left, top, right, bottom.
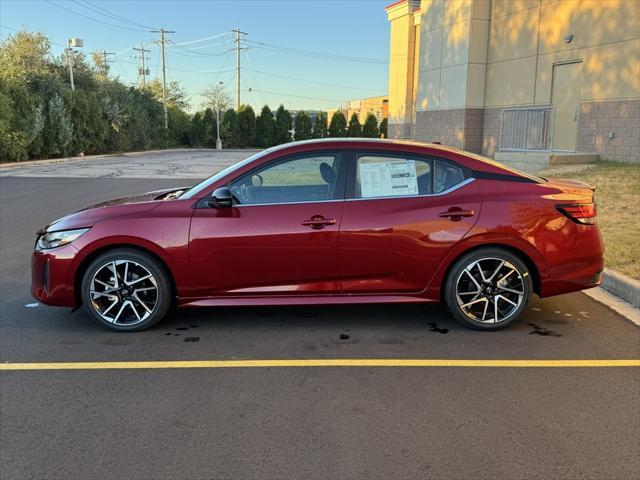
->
left=439, top=208, right=475, bottom=221
left=301, top=215, right=336, bottom=229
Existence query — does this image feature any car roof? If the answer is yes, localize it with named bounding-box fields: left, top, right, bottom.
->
left=265, top=138, right=535, bottom=178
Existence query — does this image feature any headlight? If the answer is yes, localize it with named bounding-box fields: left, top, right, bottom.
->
left=35, top=228, right=90, bottom=251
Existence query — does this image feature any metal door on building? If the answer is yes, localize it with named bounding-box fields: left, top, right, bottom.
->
left=551, top=61, right=582, bottom=152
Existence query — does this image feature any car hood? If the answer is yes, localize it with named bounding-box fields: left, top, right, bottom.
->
left=40, top=187, right=189, bottom=234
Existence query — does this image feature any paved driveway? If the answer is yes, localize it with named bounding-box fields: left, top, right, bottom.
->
left=1, top=151, right=638, bottom=480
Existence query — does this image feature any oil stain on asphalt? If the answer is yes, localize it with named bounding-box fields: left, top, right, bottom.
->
left=528, top=323, right=563, bottom=337
left=427, top=322, right=449, bottom=334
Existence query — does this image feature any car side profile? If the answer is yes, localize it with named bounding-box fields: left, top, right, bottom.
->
left=31, top=139, right=604, bottom=331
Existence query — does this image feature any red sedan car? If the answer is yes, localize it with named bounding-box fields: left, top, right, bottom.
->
left=31, top=139, right=603, bottom=332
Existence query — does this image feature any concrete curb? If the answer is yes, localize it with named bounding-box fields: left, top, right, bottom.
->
left=0, top=148, right=261, bottom=169
left=601, top=268, right=640, bottom=307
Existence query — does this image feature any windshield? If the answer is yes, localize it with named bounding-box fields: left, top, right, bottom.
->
left=180, top=148, right=274, bottom=199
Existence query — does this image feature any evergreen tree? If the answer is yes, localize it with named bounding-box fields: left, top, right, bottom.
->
left=328, top=111, right=347, bottom=137
left=347, top=113, right=362, bottom=137
left=255, top=105, right=275, bottom=148
left=379, top=118, right=388, bottom=138
left=294, top=111, right=312, bottom=141
left=312, top=111, right=327, bottom=138
left=274, top=105, right=292, bottom=145
left=202, top=108, right=216, bottom=147
left=237, top=105, right=256, bottom=147
left=362, top=113, right=379, bottom=138
left=190, top=112, right=204, bottom=146
left=220, top=108, right=240, bottom=147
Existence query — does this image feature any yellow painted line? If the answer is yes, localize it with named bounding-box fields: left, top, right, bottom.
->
left=1, top=359, right=640, bottom=371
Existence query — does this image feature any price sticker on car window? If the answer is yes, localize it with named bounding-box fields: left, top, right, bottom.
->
left=359, top=160, right=418, bottom=198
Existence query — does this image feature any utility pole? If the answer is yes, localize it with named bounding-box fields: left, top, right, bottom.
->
left=230, top=28, right=247, bottom=111
left=92, top=50, right=115, bottom=78
left=133, top=44, right=150, bottom=87
left=151, top=28, right=175, bottom=129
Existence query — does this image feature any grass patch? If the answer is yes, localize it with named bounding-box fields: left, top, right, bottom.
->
left=538, top=161, right=640, bottom=280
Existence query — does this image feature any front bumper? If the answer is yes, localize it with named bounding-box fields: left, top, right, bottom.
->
left=31, top=244, right=81, bottom=307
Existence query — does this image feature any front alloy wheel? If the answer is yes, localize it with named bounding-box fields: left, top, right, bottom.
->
left=81, top=249, right=171, bottom=331
left=444, top=248, right=532, bottom=330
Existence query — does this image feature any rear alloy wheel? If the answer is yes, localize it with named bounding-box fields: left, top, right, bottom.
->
left=444, top=248, right=532, bottom=330
left=81, top=249, right=171, bottom=331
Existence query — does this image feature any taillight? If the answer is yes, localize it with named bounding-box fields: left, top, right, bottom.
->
left=556, top=203, right=597, bottom=224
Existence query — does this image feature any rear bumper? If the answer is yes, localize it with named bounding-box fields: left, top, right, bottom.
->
left=31, top=244, right=80, bottom=307
left=539, top=227, right=605, bottom=297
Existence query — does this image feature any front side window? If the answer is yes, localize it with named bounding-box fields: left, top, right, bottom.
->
left=229, top=153, right=342, bottom=205
left=356, top=155, right=433, bottom=199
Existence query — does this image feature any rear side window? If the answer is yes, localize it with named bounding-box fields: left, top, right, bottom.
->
left=434, top=160, right=465, bottom=193
left=356, top=155, right=433, bottom=198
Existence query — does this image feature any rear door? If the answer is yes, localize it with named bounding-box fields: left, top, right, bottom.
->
left=339, top=151, right=480, bottom=294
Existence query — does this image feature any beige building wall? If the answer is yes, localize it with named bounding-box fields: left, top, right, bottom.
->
left=386, top=0, right=640, bottom=162
left=386, top=0, right=421, bottom=138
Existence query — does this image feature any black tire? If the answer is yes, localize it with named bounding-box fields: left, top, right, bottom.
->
left=443, top=247, right=532, bottom=331
left=80, top=248, right=172, bottom=332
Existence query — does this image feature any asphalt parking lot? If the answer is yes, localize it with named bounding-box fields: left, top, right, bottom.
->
left=1, top=150, right=639, bottom=480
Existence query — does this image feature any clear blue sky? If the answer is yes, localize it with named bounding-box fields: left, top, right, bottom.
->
left=0, top=0, right=391, bottom=112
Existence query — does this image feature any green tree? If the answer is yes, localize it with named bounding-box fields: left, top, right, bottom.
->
left=312, top=111, right=327, bottom=138
left=143, top=79, right=190, bottom=111
left=347, top=113, right=362, bottom=137
left=294, top=111, right=312, bottom=141
left=0, top=30, right=51, bottom=80
left=202, top=108, right=216, bottom=147
left=379, top=118, right=388, bottom=138
left=328, top=111, right=347, bottom=137
left=45, top=93, right=74, bottom=156
left=190, top=112, right=204, bottom=146
left=255, top=105, right=275, bottom=148
left=362, top=113, right=378, bottom=138
left=0, top=30, right=193, bottom=161
left=201, top=82, right=232, bottom=113
left=220, top=108, right=240, bottom=147
left=237, top=105, right=256, bottom=147
left=273, top=105, right=292, bottom=145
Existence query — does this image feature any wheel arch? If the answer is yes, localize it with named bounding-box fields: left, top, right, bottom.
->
left=74, top=243, right=178, bottom=307
left=437, top=242, right=544, bottom=300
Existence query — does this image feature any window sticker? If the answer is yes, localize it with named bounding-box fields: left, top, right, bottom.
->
left=359, top=160, right=418, bottom=198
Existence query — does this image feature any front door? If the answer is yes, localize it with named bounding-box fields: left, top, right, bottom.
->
left=339, top=152, right=480, bottom=294
left=189, top=152, right=346, bottom=297
left=552, top=61, right=582, bottom=152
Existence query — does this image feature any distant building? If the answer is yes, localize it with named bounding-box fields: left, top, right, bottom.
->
left=385, top=0, right=640, bottom=164
left=327, top=96, right=389, bottom=124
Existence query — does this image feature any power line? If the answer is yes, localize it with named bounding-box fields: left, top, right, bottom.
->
left=168, top=41, right=229, bottom=58
left=248, top=68, right=386, bottom=94
left=43, top=0, right=148, bottom=32
left=246, top=39, right=388, bottom=64
left=247, top=88, right=346, bottom=103
left=72, top=0, right=156, bottom=31
left=0, top=23, right=68, bottom=48
left=172, top=32, right=230, bottom=47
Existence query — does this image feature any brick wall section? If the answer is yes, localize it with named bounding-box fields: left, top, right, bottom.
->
left=463, top=108, right=485, bottom=153
left=481, top=108, right=501, bottom=158
left=388, top=122, right=413, bottom=140
left=414, top=109, right=467, bottom=150
left=578, top=99, right=640, bottom=162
